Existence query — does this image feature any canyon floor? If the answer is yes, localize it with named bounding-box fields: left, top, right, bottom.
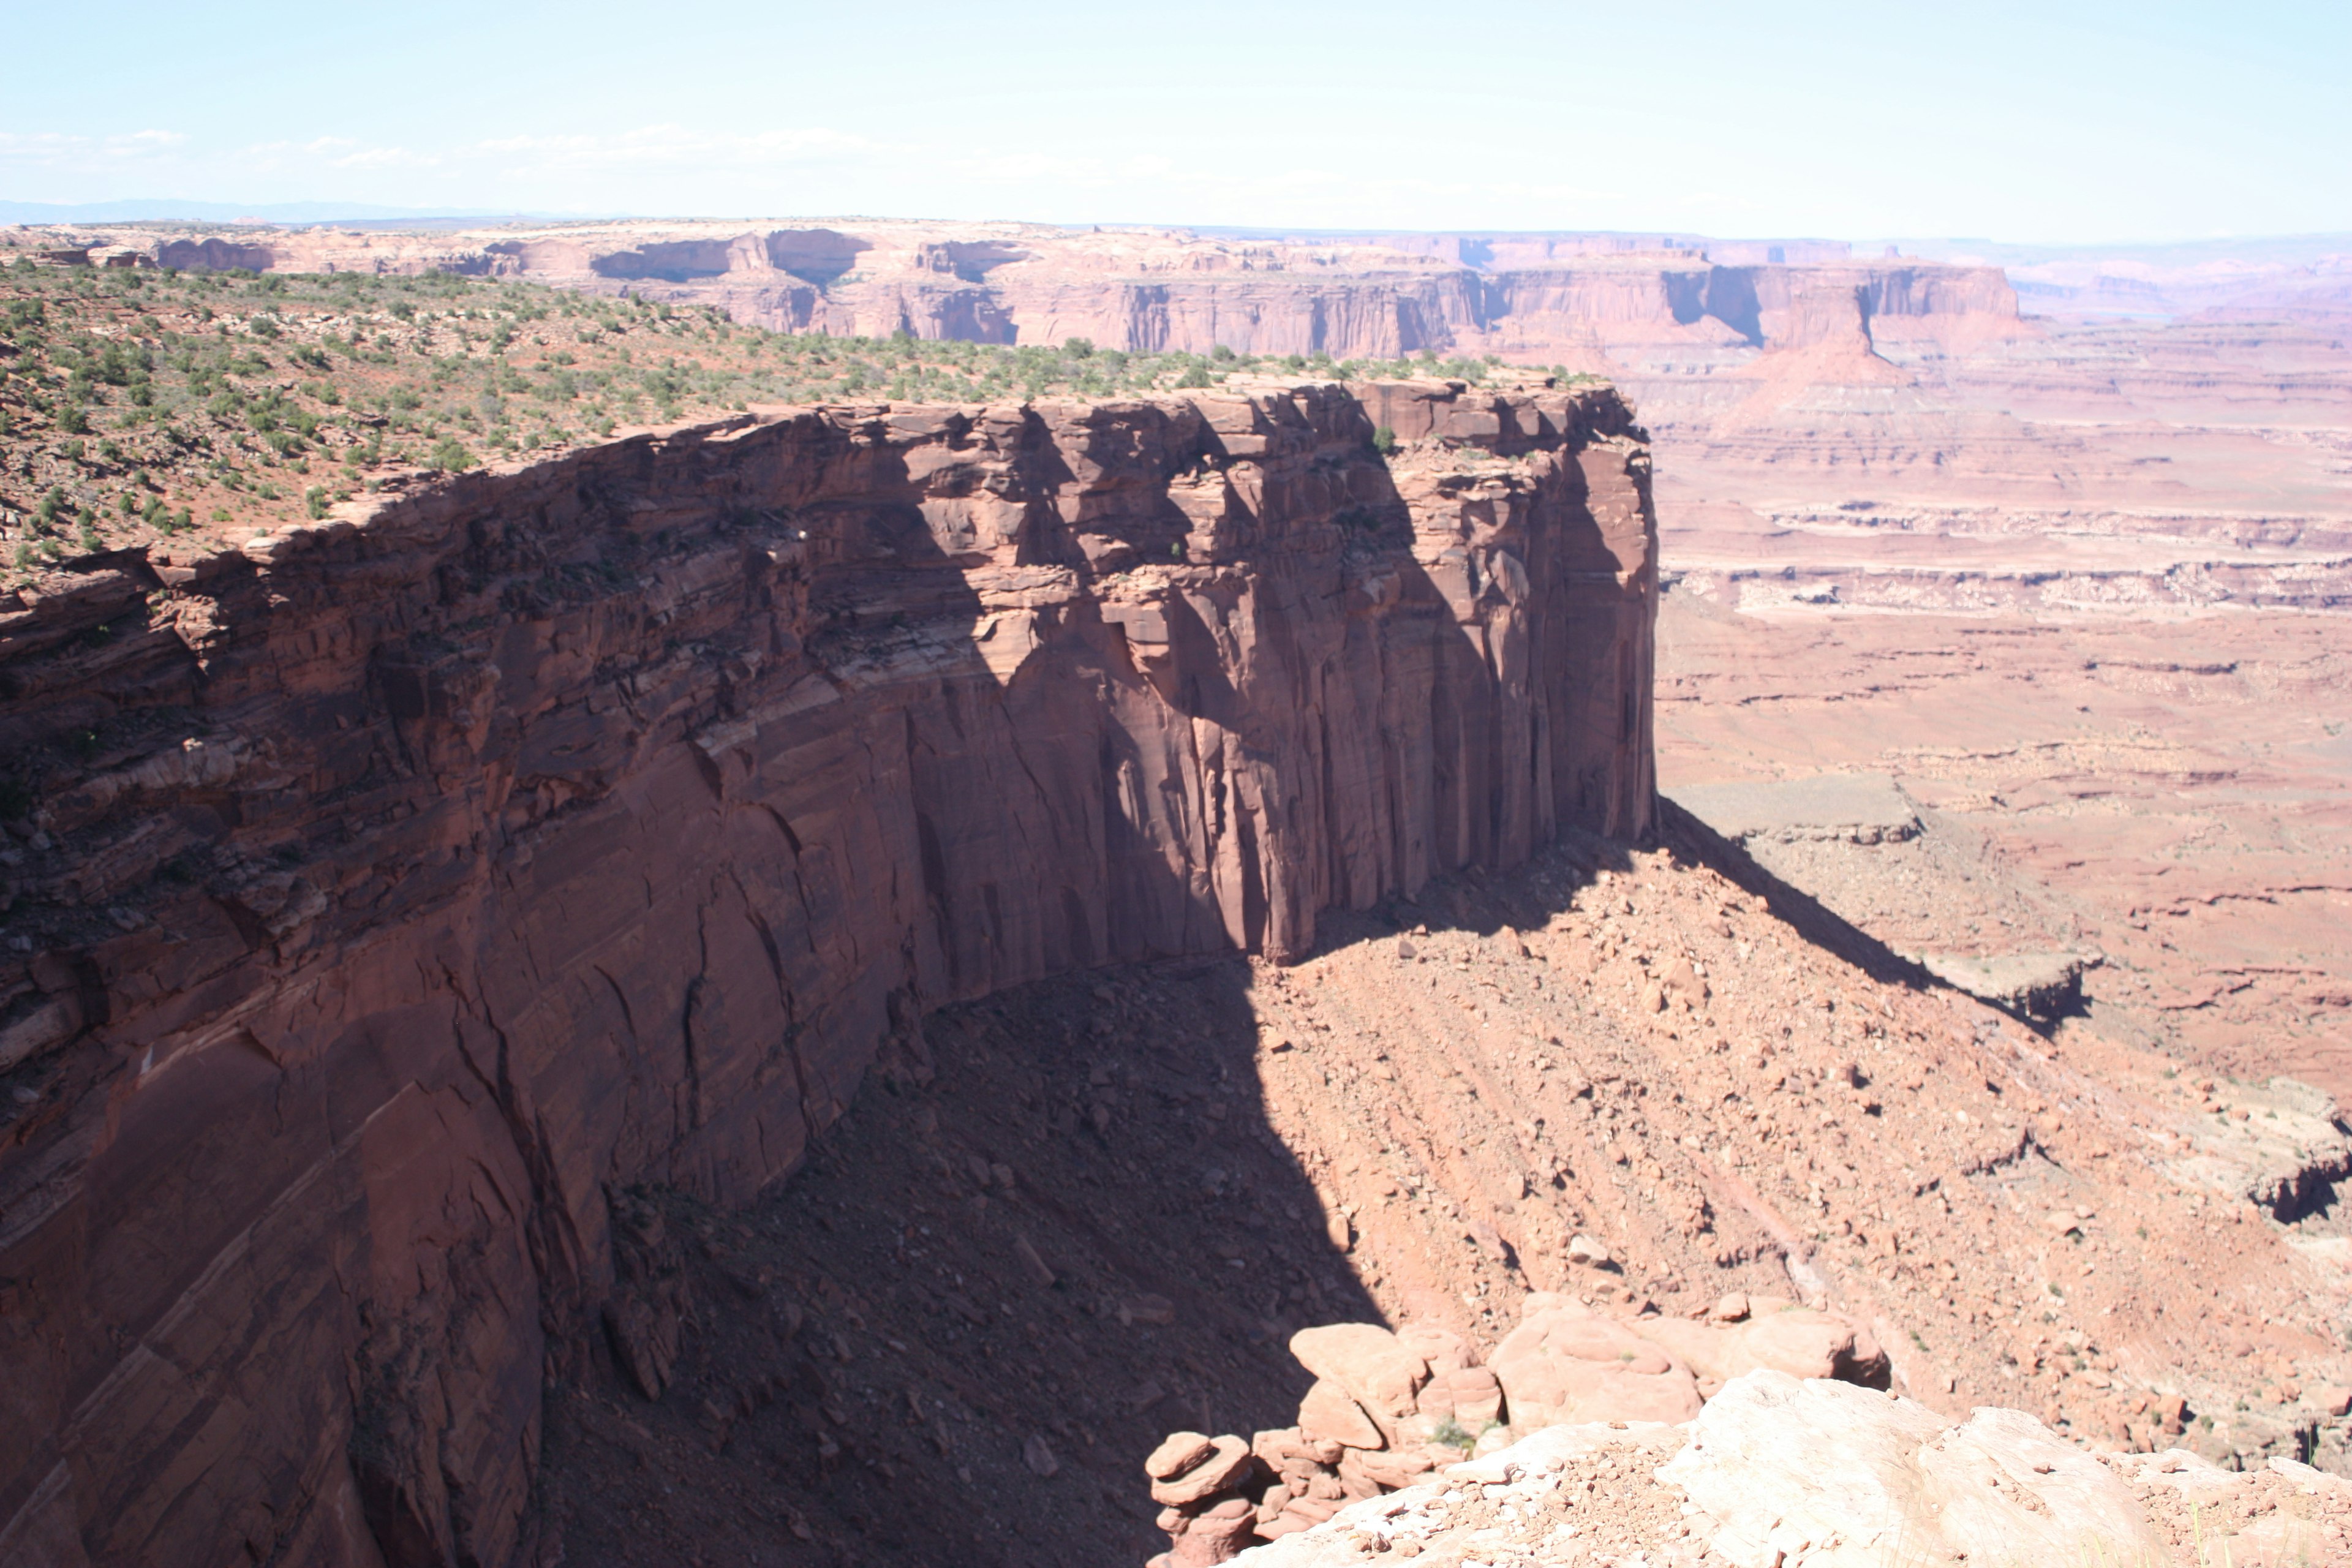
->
left=1656, top=587, right=2352, bottom=1095
left=530, top=815, right=2352, bottom=1567
left=1639, top=296, right=2352, bottom=1102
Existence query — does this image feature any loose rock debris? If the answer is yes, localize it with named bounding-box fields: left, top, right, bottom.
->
left=535, top=827, right=2352, bottom=1566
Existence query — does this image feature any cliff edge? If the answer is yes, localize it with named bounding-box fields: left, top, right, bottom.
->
left=0, top=379, right=1654, bottom=1565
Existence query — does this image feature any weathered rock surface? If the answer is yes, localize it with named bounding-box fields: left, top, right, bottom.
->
left=1239, top=1371, right=2352, bottom=1568
left=1491, top=1305, right=1705, bottom=1428
left=1626, top=1296, right=1890, bottom=1397
left=1144, top=1298, right=1892, bottom=1560
left=0, top=380, right=1654, bottom=1564
left=1289, top=1324, right=1428, bottom=1429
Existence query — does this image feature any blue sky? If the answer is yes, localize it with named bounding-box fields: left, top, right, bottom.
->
left=6, top=0, right=2345, bottom=241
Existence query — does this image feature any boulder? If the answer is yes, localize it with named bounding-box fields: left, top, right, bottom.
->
left=1629, top=1301, right=1890, bottom=1395
left=1148, top=1432, right=1219, bottom=1481
left=1490, top=1306, right=1703, bottom=1428
left=1149, top=1435, right=1254, bottom=1507
left=1396, top=1321, right=1477, bottom=1378
left=1166, top=1496, right=1258, bottom=1567
left=1295, top=1378, right=1385, bottom=1450
left=1288, top=1324, right=1427, bottom=1423
left=1253, top=1427, right=1342, bottom=1470
left=1446, top=1365, right=1505, bottom=1425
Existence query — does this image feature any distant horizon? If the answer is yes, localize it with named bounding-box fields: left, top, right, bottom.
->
left=6, top=200, right=2350, bottom=260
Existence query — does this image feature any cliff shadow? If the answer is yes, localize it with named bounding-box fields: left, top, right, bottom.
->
left=537, top=954, right=1382, bottom=1568
left=1650, top=796, right=1952, bottom=999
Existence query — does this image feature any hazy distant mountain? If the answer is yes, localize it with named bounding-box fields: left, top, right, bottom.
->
left=1887, top=233, right=2352, bottom=318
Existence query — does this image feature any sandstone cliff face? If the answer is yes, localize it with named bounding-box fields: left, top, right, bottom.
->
left=48, top=218, right=2021, bottom=366
left=0, top=380, right=1654, bottom=1566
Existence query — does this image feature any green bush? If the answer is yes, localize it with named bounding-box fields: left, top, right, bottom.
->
left=1372, top=425, right=1397, bottom=456
left=428, top=435, right=476, bottom=472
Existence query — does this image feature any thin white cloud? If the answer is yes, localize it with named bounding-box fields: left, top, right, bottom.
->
left=477, top=124, right=879, bottom=173
left=0, top=129, right=186, bottom=165
left=104, top=129, right=187, bottom=156
left=333, top=145, right=439, bottom=170
left=233, top=136, right=435, bottom=173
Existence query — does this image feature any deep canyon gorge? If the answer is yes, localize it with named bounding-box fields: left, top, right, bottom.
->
left=1, top=219, right=2348, bottom=1567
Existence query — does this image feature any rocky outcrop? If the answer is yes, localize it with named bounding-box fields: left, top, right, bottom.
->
left=1141, top=1297, right=1887, bottom=1562
left=1239, top=1371, right=2352, bottom=1568
left=0, top=379, right=1654, bottom=1566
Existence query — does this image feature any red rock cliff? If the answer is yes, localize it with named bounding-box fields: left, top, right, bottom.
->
left=0, top=380, right=1654, bottom=1566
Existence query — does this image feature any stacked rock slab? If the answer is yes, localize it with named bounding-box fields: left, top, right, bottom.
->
left=0, top=381, right=1654, bottom=1566
left=1143, top=1296, right=1888, bottom=1563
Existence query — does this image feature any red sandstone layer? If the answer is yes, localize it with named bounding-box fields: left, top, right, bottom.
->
left=0, top=380, right=1654, bottom=1565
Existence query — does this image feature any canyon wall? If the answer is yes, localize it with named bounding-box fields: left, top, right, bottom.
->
left=47, top=220, right=2021, bottom=364
left=0, top=380, right=1654, bottom=1567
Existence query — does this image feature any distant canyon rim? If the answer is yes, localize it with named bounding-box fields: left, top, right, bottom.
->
left=0, top=216, right=2347, bottom=1567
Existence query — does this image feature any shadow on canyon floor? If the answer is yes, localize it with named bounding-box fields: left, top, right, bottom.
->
left=535, top=951, right=1385, bottom=1568
left=532, top=815, right=2000, bottom=1567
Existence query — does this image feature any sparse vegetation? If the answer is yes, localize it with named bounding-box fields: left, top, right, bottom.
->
left=0, top=257, right=1570, bottom=587
left=1428, top=1416, right=1474, bottom=1450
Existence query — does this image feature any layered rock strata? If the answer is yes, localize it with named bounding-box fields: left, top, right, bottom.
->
left=0, top=380, right=1654, bottom=1566
left=0, top=219, right=2022, bottom=365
